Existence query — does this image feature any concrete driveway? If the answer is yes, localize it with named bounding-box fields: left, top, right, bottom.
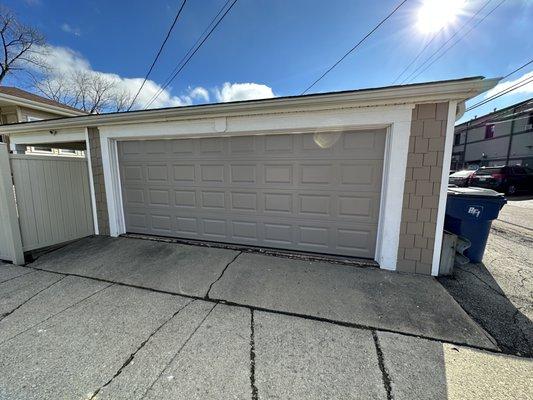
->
left=1, top=238, right=532, bottom=399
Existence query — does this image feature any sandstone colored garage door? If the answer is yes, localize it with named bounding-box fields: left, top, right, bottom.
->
left=118, top=129, right=386, bottom=258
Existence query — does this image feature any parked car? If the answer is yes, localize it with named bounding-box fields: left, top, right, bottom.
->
left=449, top=170, right=475, bottom=187
left=469, top=166, right=533, bottom=194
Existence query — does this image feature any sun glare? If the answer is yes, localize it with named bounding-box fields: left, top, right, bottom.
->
left=416, top=0, right=466, bottom=33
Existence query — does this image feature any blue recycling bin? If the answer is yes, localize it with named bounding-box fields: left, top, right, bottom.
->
left=444, top=187, right=507, bottom=263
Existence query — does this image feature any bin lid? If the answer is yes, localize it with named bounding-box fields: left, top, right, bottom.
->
left=447, top=187, right=505, bottom=197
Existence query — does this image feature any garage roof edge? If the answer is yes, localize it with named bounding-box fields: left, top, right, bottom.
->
left=0, top=76, right=499, bottom=135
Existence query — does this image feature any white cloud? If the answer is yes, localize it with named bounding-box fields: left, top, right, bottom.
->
left=188, top=86, right=210, bottom=102
left=61, top=23, right=81, bottom=37
left=484, top=71, right=533, bottom=98
left=32, top=45, right=203, bottom=109
left=29, top=45, right=275, bottom=111
left=214, top=82, right=275, bottom=103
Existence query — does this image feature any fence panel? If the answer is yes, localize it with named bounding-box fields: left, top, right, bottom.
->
left=10, top=154, right=94, bottom=252
left=0, top=144, right=24, bottom=265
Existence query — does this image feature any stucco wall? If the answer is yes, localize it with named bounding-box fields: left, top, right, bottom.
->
left=88, top=127, right=110, bottom=235
left=396, top=102, right=449, bottom=275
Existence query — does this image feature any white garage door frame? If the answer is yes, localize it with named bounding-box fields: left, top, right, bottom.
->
left=99, top=104, right=414, bottom=271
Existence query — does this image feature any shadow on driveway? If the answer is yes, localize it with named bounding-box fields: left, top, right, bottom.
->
left=439, top=261, right=533, bottom=357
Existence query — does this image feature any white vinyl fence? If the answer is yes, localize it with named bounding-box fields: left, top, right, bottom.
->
left=0, top=143, right=94, bottom=264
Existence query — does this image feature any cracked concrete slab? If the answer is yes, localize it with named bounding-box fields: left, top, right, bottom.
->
left=140, top=304, right=251, bottom=400
left=95, top=300, right=212, bottom=399
left=377, top=331, right=533, bottom=400
left=30, top=236, right=239, bottom=297
left=0, top=263, right=34, bottom=283
left=0, top=270, right=64, bottom=316
left=0, top=275, right=109, bottom=343
left=254, top=311, right=387, bottom=399
left=0, top=284, right=189, bottom=400
left=209, top=253, right=497, bottom=349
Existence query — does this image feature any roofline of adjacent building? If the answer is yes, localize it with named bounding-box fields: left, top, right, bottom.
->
left=0, top=76, right=500, bottom=135
left=455, top=96, right=533, bottom=128
left=0, top=91, right=87, bottom=117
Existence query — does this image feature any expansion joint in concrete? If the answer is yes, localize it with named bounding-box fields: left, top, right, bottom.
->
left=88, top=299, right=195, bottom=399
left=250, top=309, right=259, bottom=400
left=372, top=330, right=393, bottom=400
left=139, top=303, right=218, bottom=400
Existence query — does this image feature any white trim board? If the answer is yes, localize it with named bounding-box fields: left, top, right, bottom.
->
left=99, top=104, right=414, bottom=271
left=432, top=101, right=458, bottom=276
left=84, top=128, right=99, bottom=235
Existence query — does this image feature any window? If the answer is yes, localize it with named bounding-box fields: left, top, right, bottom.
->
left=59, top=149, right=76, bottom=154
left=454, top=133, right=461, bottom=145
left=32, top=146, right=53, bottom=153
left=484, top=124, right=495, bottom=139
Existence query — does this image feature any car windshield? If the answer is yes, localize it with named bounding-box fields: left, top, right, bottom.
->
left=476, top=167, right=503, bottom=175
left=450, top=170, right=472, bottom=177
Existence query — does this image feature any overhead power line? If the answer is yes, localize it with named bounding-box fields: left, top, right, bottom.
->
left=391, top=27, right=444, bottom=85
left=465, top=75, right=533, bottom=112
left=401, top=0, right=495, bottom=84
left=128, top=0, right=189, bottom=111
left=144, top=0, right=238, bottom=109
left=502, top=58, right=533, bottom=80
left=300, top=0, right=409, bottom=95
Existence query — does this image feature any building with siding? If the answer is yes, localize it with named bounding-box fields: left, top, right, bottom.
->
left=0, top=86, right=86, bottom=156
left=451, top=98, right=533, bottom=170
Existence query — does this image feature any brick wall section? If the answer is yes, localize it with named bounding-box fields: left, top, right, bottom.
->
left=396, top=102, right=449, bottom=274
left=88, top=127, right=110, bottom=235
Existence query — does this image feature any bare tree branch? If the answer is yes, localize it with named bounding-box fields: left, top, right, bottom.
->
left=0, top=6, right=45, bottom=83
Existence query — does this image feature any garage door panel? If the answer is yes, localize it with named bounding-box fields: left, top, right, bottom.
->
left=119, top=130, right=385, bottom=258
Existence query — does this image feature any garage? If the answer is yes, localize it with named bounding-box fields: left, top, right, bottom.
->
left=118, top=129, right=386, bottom=258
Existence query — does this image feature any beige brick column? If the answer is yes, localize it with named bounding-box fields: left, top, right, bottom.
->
left=87, top=127, right=110, bottom=235
left=396, top=102, right=449, bottom=274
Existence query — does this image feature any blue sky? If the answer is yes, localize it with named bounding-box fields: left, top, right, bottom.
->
left=5, top=0, right=533, bottom=122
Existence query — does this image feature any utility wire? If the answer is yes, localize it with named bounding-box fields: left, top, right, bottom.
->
left=501, top=58, right=533, bottom=79
left=143, top=0, right=232, bottom=109
left=301, top=0, right=409, bottom=95
left=407, top=0, right=507, bottom=83
left=144, top=0, right=238, bottom=109
left=128, top=0, right=188, bottom=110
left=391, top=27, right=444, bottom=85
left=465, top=75, right=533, bottom=112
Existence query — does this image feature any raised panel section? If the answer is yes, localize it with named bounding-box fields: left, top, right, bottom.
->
left=147, top=165, right=167, bottom=182
left=264, top=193, right=292, bottom=213
left=176, top=217, right=198, bottom=234
left=231, top=165, right=256, bottom=183
left=149, top=189, right=169, bottom=206
left=203, top=219, right=227, bottom=237
left=265, top=165, right=292, bottom=184
left=125, top=188, right=144, bottom=205
left=201, top=191, right=225, bottom=209
left=173, top=164, right=195, bottom=182
left=201, top=165, right=224, bottom=183
left=175, top=190, right=196, bottom=208
left=231, top=192, right=257, bottom=211
left=264, top=223, right=292, bottom=244
left=151, top=215, right=171, bottom=232
left=299, top=195, right=330, bottom=216
left=124, top=166, right=142, bottom=181
left=300, top=164, right=332, bottom=184
left=232, top=221, right=258, bottom=240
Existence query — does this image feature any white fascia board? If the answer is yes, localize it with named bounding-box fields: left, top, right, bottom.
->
left=8, top=128, right=86, bottom=145
left=0, top=77, right=499, bottom=135
left=0, top=93, right=86, bottom=117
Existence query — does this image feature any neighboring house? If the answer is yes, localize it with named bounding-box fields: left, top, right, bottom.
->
left=0, top=86, right=86, bottom=156
left=451, top=97, right=533, bottom=170
left=0, top=76, right=498, bottom=277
